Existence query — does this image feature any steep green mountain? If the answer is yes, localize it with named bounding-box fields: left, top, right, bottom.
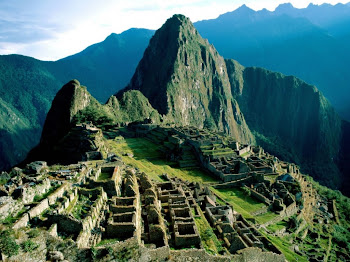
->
left=28, top=14, right=349, bottom=197
left=226, top=59, right=343, bottom=189
left=194, top=3, right=350, bottom=121
left=4, top=12, right=349, bottom=196
left=118, top=15, right=254, bottom=143
left=25, top=80, right=160, bottom=164
left=53, top=29, right=154, bottom=102
left=0, top=29, right=153, bottom=171
left=27, top=14, right=256, bottom=164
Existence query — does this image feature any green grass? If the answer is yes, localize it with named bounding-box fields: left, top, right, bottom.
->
left=267, top=221, right=288, bottom=233
left=96, top=238, right=120, bottom=247
left=97, top=172, right=112, bottom=181
left=255, top=212, right=279, bottom=225
left=211, top=188, right=268, bottom=217
left=260, top=231, right=307, bottom=262
left=194, top=209, right=223, bottom=255
left=210, top=188, right=279, bottom=224
left=106, top=138, right=217, bottom=183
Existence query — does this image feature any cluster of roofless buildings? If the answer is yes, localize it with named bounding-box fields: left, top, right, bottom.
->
left=1, top=123, right=333, bottom=261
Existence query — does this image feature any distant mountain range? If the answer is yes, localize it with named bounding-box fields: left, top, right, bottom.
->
left=195, top=2, right=350, bottom=120
left=0, top=3, right=349, bottom=195
left=0, top=29, right=153, bottom=171
left=26, top=14, right=349, bottom=196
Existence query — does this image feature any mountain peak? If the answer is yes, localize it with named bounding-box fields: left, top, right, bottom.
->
left=275, top=3, right=295, bottom=11
left=235, top=4, right=254, bottom=13
left=40, top=79, right=91, bottom=146
left=161, top=14, right=196, bottom=37
left=117, top=15, right=254, bottom=142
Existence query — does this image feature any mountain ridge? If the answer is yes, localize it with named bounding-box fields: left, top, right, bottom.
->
left=117, top=14, right=254, bottom=143
left=0, top=29, right=153, bottom=170
left=26, top=14, right=348, bottom=196
left=194, top=2, right=350, bottom=121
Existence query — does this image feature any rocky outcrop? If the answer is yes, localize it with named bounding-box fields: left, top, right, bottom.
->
left=226, top=59, right=343, bottom=189
left=40, top=79, right=91, bottom=146
left=117, top=15, right=254, bottom=144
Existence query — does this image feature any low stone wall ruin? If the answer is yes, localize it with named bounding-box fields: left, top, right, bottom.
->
left=12, top=213, right=29, bottom=229
left=28, top=198, right=49, bottom=219
left=22, top=178, right=51, bottom=204
left=47, top=183, right=69, bottom=205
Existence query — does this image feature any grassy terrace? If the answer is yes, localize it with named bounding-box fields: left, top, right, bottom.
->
left=106, top=138, right=216, bottom=184
left=210, top=188, right=279, bottom=224
left=105, top=136, right=294, bottom=259
left=260, top=231, right=307, bottom=262
left=106, top=137, right=280, bottom=225
left=97, top=172, right=112, bottom=181
left=194, top=208, right=223, bottom=255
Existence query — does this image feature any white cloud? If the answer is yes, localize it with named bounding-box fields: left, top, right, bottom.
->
left=0, top=0, right=349, bottom=60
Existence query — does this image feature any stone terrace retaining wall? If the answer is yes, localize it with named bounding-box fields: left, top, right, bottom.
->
left=12, top=213, right=29, bottom=229
left=47, top=183, right=69, bottom=205
left=246, top=186, right=271, bottom=205
left=22, top=178, right=51, bottom=204
left=28, top=198, right=49, bottom=219
left=263, top=202, right=298, bottom=227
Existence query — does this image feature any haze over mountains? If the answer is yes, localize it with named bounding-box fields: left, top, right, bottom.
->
left=0, top=3, right=349, bottom=195
left=195, top=2, right=350, bottom=120
left=24, top=14, right=349, bottom=197
left=0, top=29, right=153, bottom=171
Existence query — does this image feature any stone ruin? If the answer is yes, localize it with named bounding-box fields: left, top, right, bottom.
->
left=0, top=138, right=288, bottom=261
left=105, top=169, right=141, bottom=243
left=156, top=178, right=201, bottom=248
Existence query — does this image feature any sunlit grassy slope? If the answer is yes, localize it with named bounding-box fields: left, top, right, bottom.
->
left=106, top=137, right=277, bottom=222
left=106, top=138, right=216, bottom=183
left=105, top=137, right=310, bottom=261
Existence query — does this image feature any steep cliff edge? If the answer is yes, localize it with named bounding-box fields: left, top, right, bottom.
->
left=226, top=59, right=343, bottom=189
left=118, top=15, right=254, bottom=144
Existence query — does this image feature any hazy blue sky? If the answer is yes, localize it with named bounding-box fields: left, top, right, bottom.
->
left=0, top=0, right=348, bottom=60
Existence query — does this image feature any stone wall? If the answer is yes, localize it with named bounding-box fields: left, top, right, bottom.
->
left=12, top=213, right=29, bottom=229
left=247, top=186, right=271, bottom=205
left=89, top=168, right=121, bottom=198
left=237, top=145, right=251, bottom=156
left=28, top=198, right=49, bottom=219
left=170, top=249, right=231, bottom=262
left=251, top=206, right=269, bottom=216
left=49, top=214, right=83, bottom=235
left=76, top=231, right=90, bottom=248
left=48, top=223, right=58, bottom=237
left=22, top=178, right=51, bottom=204
left=263, top=202, right=298, bottom=227
left=139, top=246, right=170, bottom=261
left=232, top=247, right=285, bottom=262
left=0, top=196, right=24, bottom=220
left=47, top=183, right=68, bottom=205
left=213, top=176, right=253, bottom=189
left=222, top=173, right=250, bottom=183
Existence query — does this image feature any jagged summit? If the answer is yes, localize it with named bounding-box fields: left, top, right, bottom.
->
left=116, top=14, right=254, bottom=143
left=275, top=3, right=295, bottom=12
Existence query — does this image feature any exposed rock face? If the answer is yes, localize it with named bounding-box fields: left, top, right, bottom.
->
left=118, top=15, right=254, bottom=144
left=24, top=14, right=348, bottom=195
left=40, top=79, right=91, bottom=146
left=226, top=59, right=343, bottom=189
